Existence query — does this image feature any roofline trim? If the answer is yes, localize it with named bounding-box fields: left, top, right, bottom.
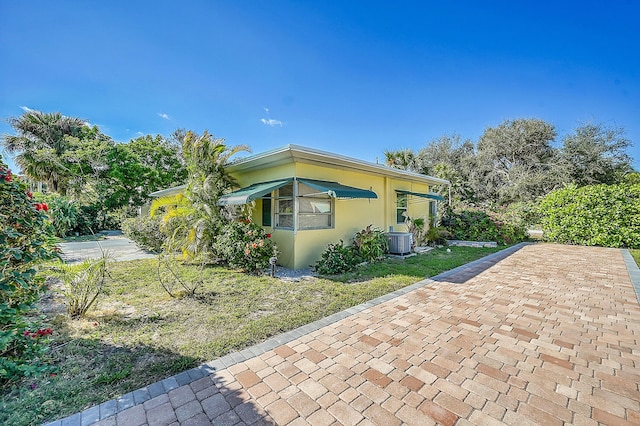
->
left=229, top=144, right=450, bottom=185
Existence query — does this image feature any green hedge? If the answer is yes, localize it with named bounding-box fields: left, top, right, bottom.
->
left=539, top=184, right=640, bottom=248
left=441, top=208, right=528, bottom=245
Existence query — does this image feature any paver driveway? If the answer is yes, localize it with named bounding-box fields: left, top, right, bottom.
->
left=52, top=244, right=640, bottom=425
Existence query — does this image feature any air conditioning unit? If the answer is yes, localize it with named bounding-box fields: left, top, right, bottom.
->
left=386, top=232, right=412, bottom=255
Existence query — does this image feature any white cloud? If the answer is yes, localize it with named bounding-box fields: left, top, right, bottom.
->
left=20, top=106, right=34, bottom=112
left=261, top=118, right=283, bottom=127
left=157, top=113, right=171, bottom=120
left=136, top=131, right=144, bottom=136
left=264, top=107, right=270, bottom=113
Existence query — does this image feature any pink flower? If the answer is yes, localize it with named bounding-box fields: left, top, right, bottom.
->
left=4, top=170, right=11, bottom=182
left=27, top=191, right=32, bottom=198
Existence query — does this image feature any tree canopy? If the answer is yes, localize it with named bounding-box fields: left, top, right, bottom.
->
left=2, top=110, right=187, bottom=212
left=385, top=118, right=635, bottom=207
left=2, top=111, right=90, bottom=194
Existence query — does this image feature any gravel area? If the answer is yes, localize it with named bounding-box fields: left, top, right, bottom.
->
left=273, top=267, right=317, bottom=281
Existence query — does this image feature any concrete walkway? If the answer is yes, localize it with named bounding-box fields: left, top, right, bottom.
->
left=48, top=243, right=640, bottom=425
left=57, top=232, right=157, bottom=263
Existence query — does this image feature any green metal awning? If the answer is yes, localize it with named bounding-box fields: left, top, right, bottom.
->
left=217, top=179, right=292, bottom=205
left=299, top=178, right=377, bottom=199
left=396, top=189, right=445, bottom=201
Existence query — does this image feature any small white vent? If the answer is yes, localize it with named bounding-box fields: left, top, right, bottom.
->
left=386, top=232, right=412, bottom=255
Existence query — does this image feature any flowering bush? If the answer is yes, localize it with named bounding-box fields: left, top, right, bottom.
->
left=213, top=220, right=276, bottom=274
left=0, top=159, right=58, bottom=386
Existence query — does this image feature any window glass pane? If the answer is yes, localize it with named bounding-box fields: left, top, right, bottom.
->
left=299, top=198, right=331, bottom=213
left=278, top=199, right=293, bottom=213
left=299, top=214, right=331, bottom=229
left=279, top=183, right=293, bottom=197
left=276, top=214, right=293, bottom=228
left=397, top=193, right=408, bottom=224
left=396, top=193, right=408, bottom=207
left=298, top=182, right=320, bottom=196
left=261, top=198, right=271, bottom=226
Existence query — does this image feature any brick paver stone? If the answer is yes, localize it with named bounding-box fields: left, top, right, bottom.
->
left=115, top=405, right=145, bottom=426
left=51, top=244, right=640, bottom=426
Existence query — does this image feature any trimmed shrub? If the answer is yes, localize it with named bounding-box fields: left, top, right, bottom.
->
left=121, top=215, right=165, bottom=252
left=441, top=207, right=528, bottom=245
left=314, top=241, right=361, bottom=275
left=539, top=184, right=640, bottom=248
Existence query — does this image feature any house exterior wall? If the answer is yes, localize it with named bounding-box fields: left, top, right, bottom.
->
left=231, top=161, right=438, bottom=269
left=388, top=178, right=433, bottom=232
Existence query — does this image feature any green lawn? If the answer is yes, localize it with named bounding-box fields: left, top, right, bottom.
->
left=1, top=245, right=504, bottom=425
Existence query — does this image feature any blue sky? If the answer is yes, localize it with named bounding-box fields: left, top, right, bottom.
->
left=1, top=1, right=639, bottom=172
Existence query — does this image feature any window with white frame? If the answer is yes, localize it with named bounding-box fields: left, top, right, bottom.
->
left=298, top=182, right=333, bottom=229
left=396, top=193, right=408, bottom=224
left=273, top=181, right=334, bottom=230
left=274, top=183, right=294, bottom=228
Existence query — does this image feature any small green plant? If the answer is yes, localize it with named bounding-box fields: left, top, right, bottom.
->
left=121, top=215, right=165, bottom=252
left=54, top=257, right=108, bottom=318
left=42, top=194, right=81, bottom=237
left=404, top=215, right=426, bottom=247
left=353, top=225, right=388, bottom=262
left=314, top=240, right=362, bottom=275
left=426, top=226, right=451, bottom=246
left=212, top=220, right=277, bottom=274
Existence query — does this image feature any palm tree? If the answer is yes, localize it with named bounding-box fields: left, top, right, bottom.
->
left=383, top=148, right=424, bottom=173
left=182, top=130, right=249, bottom=203
left=159, top=130, right=250, bottom=258
left=2, top=111, right=86, bottom=194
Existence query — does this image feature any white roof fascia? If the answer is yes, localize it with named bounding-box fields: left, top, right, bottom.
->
left=228, top=144, right=450, bottom=186
left=149, top=184, right=187, bottom=197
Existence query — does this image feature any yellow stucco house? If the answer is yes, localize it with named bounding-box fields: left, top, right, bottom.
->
left=213, top=145, right=449, bottom=269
